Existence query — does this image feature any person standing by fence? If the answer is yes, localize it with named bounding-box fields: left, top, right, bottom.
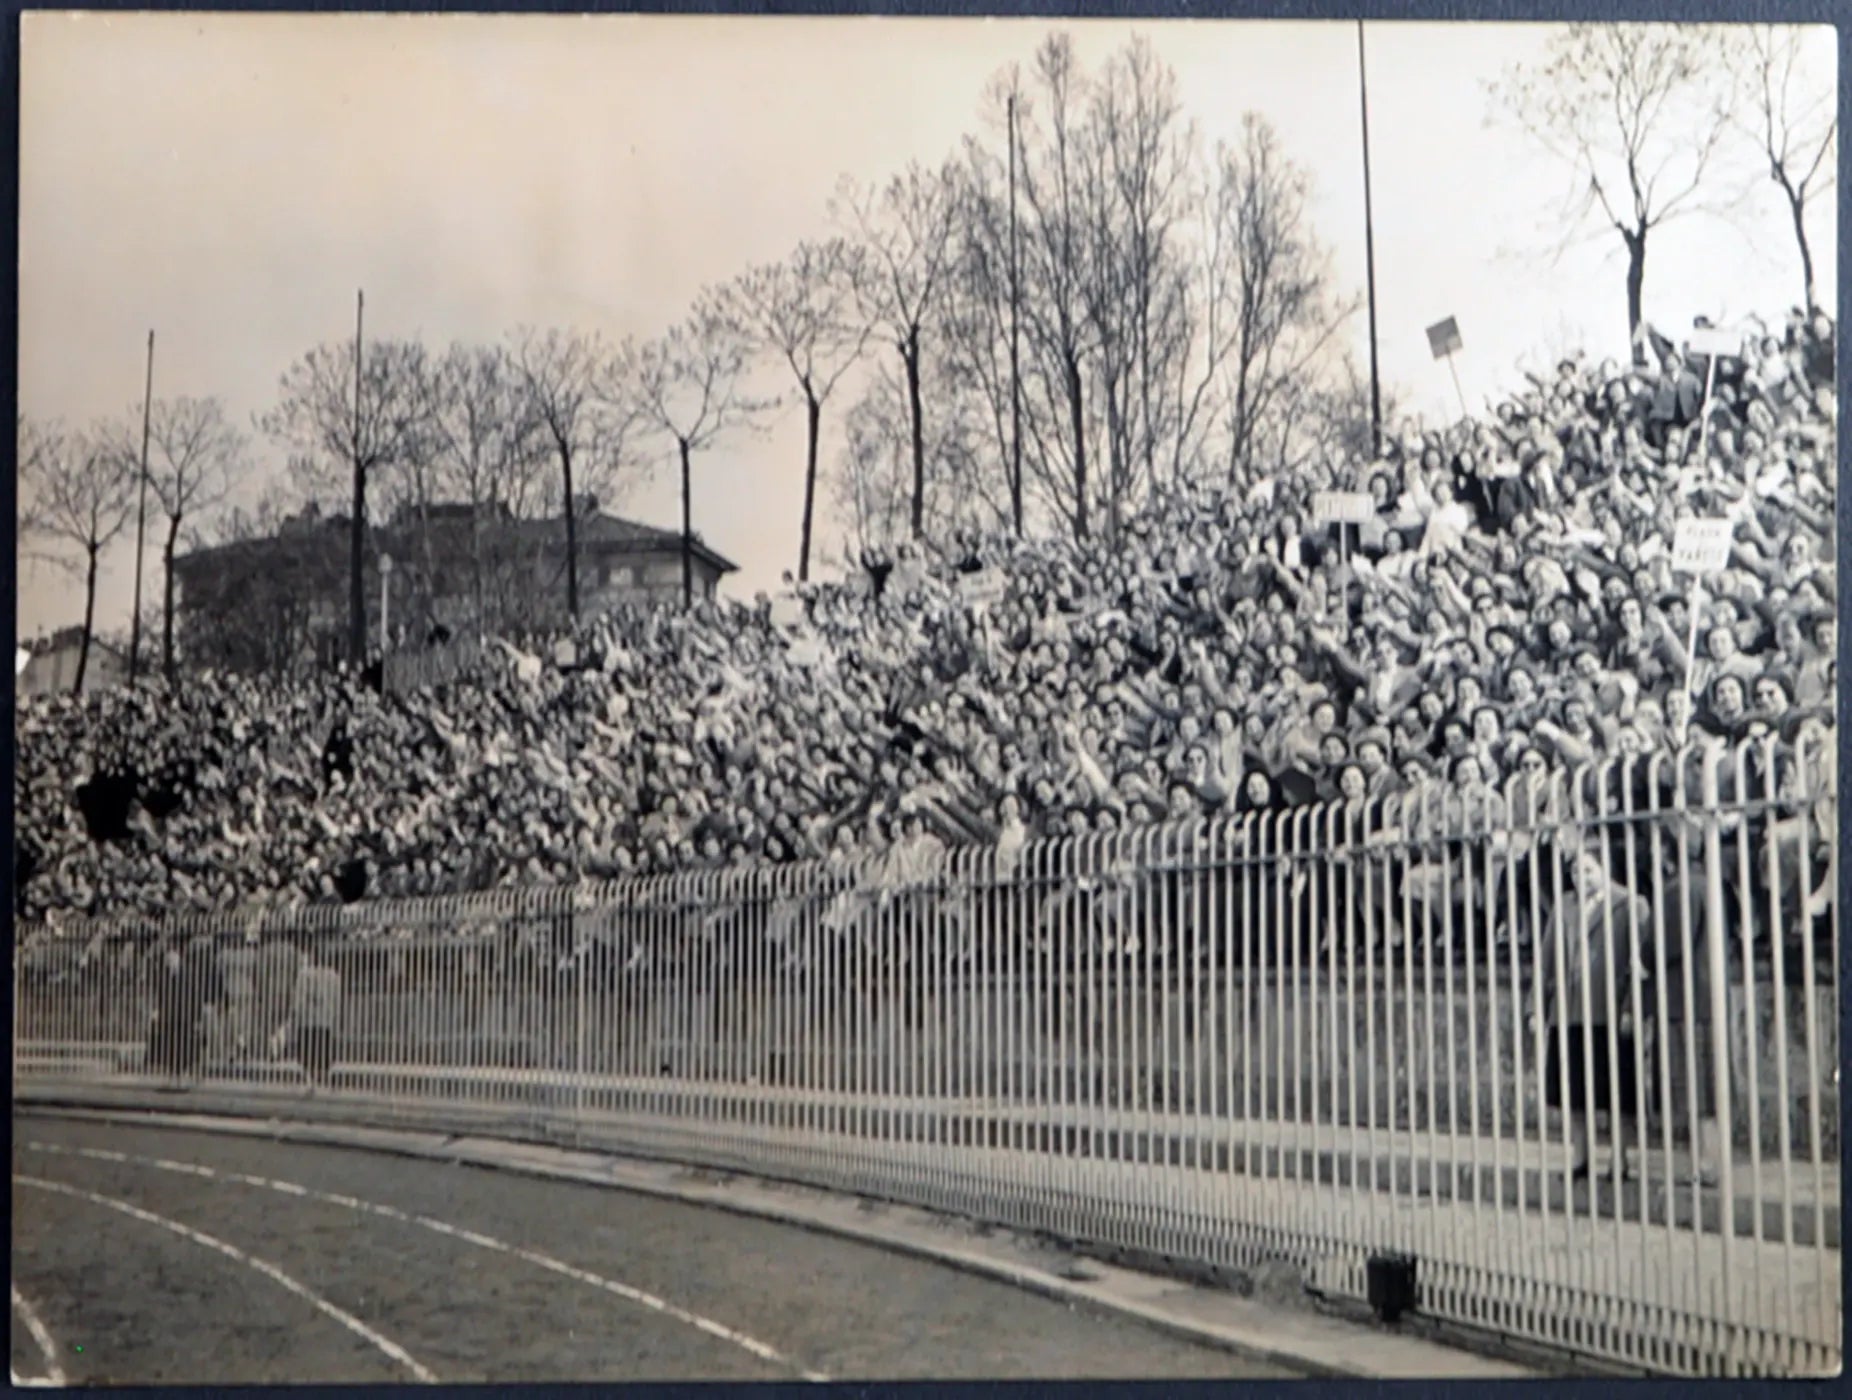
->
left=147, top=936, right=223, bottom=1083
left=1544, top=849, right=1655, bottom=1181
left=287, top=946, right=343, bottom=1094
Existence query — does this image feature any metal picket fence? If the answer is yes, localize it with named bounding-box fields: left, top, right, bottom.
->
left=12, top=736, right=1841, bottom=1377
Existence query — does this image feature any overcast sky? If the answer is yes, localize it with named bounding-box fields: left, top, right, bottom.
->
left=17, top=12, right=1836, bottom=641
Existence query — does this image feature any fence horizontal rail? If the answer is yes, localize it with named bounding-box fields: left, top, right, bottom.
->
left=13, top=737, right=1840, bottom=1377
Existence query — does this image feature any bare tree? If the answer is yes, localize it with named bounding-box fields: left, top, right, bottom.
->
left=16, top=414, right=58, bottom=572
left=1210, top=114, right=1353, bottom=487
left=424, top=342, right=548, bottom=636
left=1076, top=36, right=1199, bottom=544
left=1492, top=24, right=1735, bottom=358
left=1728, top=24, right=1836, bottom=314
left=181, top=486, right=342, bottom=677
left=830, top=356, right=984, bottom=562
left=831, top=366, right=916, bottom=561
left=146, top=397, right=243, bottom=678
left=942, top=120, right=1023, bottom=522
left=727, top=239, right=871, bottom=581
left=17, top=418, right=137, bottom=694
left=513, top=328, right=640, bottom=622
left=1013, top=34, right=1101, bottom=541
left=259, top=336, right=430, bottom=663
left=835, top=159, right=961, bottom=539
left=625, top=297, right=767, bottom=608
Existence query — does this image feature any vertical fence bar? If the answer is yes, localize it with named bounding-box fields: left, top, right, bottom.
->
left=1698, top=745, right=1736, bottom=1369
left=1757, top=737, right=1796, bottom=1367
left=1793, top=731, right=1830, bottom=1365
left=1730, top=741, right=1766, bottom=1362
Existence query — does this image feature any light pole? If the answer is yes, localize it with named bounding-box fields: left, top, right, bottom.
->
left=129, top=331, right=154, bottom=685
left=1358, top=20, right=1384, bottom=458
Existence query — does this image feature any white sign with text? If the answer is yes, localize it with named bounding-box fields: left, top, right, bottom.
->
left=1672, top=518, right=1734, bottom=574
left=1312, top=491, right=1376, bottom=525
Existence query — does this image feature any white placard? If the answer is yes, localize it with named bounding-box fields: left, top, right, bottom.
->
left=1672, top=518, right=1733, bottom=574
left=1688, top=326, right=1743, bottom=358
left=769, top=594, right=805, bottom=629
left=1312, top=491, right=1376, bottom=525
left=960, top=571, right=1008, bottom=609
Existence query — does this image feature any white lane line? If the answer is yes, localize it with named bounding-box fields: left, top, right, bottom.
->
left=10, top=1284, right=68, bottom=1386
left=12, top=1174, right=437, bottom=1384
left=25, top=1142, right=829, bottom=1383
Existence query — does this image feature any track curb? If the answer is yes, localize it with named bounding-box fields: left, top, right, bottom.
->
left=15, top=1095, right=1540, bottom=1381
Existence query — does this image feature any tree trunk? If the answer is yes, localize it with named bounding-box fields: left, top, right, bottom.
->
left=1625, top=229, right=1647, bottom=367
left=799, top=390, right=821, bottom=583
left=74, top=545, right=97, bottom=696
left=560, top=438, right=579, bottom=621
left=1786, top=185, right=1817, bottom=315
left=680, top=437, right=694, bottom=610
left=1067, top=354, right=1088, bottom=541
left=905, top=326, right=925, bottom=538
left=1229, top=341, right=1253, bottom=485
left=348, top=462, right=367, bottom=666
left=161, top=514, right=181, bottom=680
left=471, top=498, right=485, bottom=640
left=1105, top=386, right=1124, bottom=550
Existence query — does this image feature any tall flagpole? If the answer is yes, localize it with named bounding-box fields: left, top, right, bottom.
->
left=1008, top=90, right=1024, bottom=538
left=1358, top=21, right=1383, bottom=459
left=128, top=330, right=154, bottom=685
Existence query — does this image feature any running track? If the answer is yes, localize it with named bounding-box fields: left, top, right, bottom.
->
left=10, top=1113, right=1294, bottom=1384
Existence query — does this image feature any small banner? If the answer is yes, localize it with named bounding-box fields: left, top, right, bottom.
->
left=1672, top=518, right=1734, bottom=574
left=1312, top=491, right=1377, bottom=525
left=1426, top=316, right=1463, bottom=359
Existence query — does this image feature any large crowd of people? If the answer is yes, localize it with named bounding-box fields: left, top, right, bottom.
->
left=14, top=309, right=1837, bottom=927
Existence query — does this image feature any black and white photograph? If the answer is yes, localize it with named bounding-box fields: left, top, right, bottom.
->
left=10, top=9, right=1841, bottom=1383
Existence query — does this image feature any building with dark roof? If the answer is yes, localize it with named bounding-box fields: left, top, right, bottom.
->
left=171, top=500, right=736, bottom=675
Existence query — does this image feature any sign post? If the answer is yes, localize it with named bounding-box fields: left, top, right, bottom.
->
left=1672, top=517, right=1733, bottom=705
left=1425, top=316, right=1467, bottom=421
left=1687, top=325, right=1740, bottom=466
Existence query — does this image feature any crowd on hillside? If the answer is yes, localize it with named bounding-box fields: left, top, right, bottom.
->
left=13, top=308, right=1838, bottom=926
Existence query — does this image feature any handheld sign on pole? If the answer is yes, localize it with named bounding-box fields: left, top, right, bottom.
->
left=1672, top=517, right=1733, bottom=573
left=1426, top=316, right=1469, bottom=421
left=769, top=593, right=805, bottom=630
left=1672, top=517, right=1732, bottom=704
left=960, top=570, right=1007, bottom=612
left=1312, top=491, right=1373, bottom=568
left=1687, top=326, right=1742, bottom=359
left=1312, top=491, right=1375, bottom=525
left=1686, top=325, right=1739, bottom=465
left=1318, top=488, right=1377, bottom=566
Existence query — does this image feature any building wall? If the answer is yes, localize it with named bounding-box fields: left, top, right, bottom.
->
left=18, top=641, right=127, bottom=698
left=176, top=525, right=730, bottom=675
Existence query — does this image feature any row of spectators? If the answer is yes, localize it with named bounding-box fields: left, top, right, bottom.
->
left=13, top=308, right=1836, bottom=922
